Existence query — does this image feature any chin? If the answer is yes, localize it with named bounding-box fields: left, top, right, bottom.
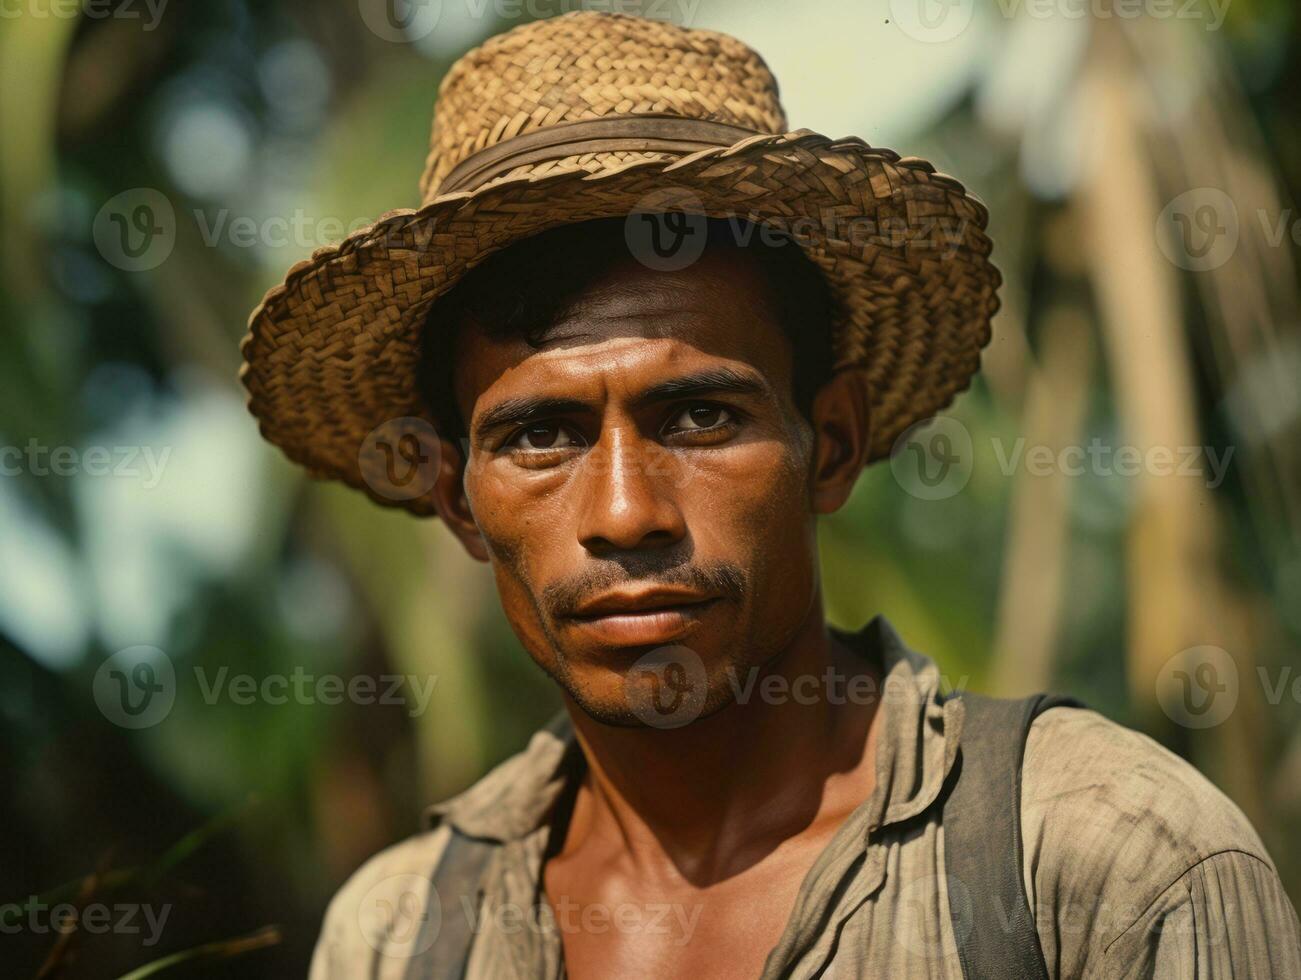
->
left=556, top=645, right=746, bottom=730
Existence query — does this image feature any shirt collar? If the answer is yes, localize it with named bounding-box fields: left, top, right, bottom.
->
left=425, top=614, right=963, bottom=843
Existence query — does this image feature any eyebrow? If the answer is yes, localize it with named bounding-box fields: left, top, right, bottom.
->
left=471, top=367, right=769, bottom=441
left=633, top=367, right=768, bottom=406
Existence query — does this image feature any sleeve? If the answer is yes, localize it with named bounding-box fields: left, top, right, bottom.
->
left=1099, top=849, right=1301, bottom=979
left=1019, top=708, right=1301, bottom=979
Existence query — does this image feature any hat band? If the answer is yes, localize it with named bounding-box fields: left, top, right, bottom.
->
left=437, top=113, right=765, bottom=194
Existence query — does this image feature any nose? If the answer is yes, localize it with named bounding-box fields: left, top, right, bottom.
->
left=575, top=428, right=687, bottom=555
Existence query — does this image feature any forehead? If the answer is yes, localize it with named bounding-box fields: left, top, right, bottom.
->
left=451, top=248, right=796, bottom=417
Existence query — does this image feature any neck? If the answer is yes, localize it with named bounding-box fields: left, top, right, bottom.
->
left=561, top=600, right=881, bottom=885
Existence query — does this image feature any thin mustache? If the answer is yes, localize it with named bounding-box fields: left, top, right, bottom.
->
left=543, top=558, right=748, bottom=618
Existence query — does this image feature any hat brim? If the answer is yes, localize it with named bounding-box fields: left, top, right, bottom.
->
left=240, top=130, right=999, bottom=516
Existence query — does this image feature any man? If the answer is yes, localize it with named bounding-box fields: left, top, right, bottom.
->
left=241, top=12, right=1300, bottom=979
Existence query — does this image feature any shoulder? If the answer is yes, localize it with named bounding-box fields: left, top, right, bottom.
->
left=308, top=715, right=572, bottom=978
left=1022, top=706, right=1270, bottom=877
left=309, top=825, right=456, bottom=979
left=1020, top=707, right=1299, bottom=974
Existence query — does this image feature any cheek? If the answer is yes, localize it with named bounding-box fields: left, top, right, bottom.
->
left=466, top=486, right=565, bottom=662
left=464, top=468, right=565, bottom=606
left=682, top=440, right=815, bottom=563
left=463, top=465, right=537, bottom=562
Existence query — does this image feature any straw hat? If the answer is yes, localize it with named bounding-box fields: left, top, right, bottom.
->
left=240, top=11, right=999, bottom=516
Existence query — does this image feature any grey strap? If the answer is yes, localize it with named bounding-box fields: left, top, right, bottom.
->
left=400, top=831, right=498, bottom=980
left=942, top=693, right=1082, bottom=980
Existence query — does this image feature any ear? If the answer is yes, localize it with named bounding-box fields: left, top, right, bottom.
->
left=428, top=436, right=490, bottom=562
left=808, top=369, right=872, bottom=514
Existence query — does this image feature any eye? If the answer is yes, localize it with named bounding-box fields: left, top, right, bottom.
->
left=665, top=403, right=733, bottom=433
left=508, top=422, right=582, bottom=451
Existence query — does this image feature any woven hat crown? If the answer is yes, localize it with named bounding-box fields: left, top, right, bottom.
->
left=419, top=12, right=789, bottom=202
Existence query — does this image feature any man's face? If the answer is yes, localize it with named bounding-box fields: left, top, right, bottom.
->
left=451, top=248, right=823, bottom=727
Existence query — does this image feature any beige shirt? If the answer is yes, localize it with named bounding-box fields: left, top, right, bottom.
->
left=310, top=617, right=1300, bottom=978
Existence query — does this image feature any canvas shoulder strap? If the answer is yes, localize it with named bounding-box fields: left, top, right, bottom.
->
left=400, top=830, right=498, bottom=980
left=942, top=692, right=1082, bottom=980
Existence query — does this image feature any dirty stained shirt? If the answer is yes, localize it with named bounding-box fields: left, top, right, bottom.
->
left=310, top=616, right=1301, bottom=978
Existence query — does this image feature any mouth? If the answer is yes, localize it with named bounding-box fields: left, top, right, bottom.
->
left=565, top=589, right=719, bottom=646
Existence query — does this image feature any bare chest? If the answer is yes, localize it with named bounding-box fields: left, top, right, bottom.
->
left=544, top=840, right=823, bottom=980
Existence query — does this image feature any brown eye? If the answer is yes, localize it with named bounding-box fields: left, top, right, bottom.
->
left=510, top=423, right=579, bottom=451
left=668, top=404, right=731, bottom=432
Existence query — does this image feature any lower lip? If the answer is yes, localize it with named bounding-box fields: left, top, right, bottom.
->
left=568, top=602, right=716, bottom=646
